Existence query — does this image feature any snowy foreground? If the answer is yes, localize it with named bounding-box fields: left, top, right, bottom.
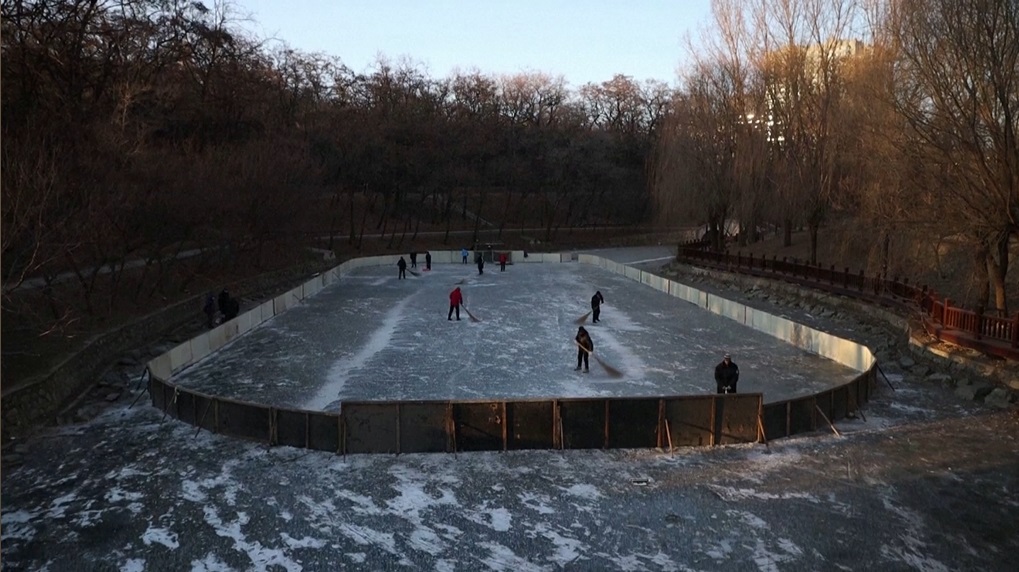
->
left=2, top=248, right=1017, bottom=570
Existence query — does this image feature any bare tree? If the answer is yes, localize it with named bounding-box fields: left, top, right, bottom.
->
left=887, top=0, right=1019, bottom=313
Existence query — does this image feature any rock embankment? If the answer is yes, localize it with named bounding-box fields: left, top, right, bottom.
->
left=662, top=262, right=1018, bottom=409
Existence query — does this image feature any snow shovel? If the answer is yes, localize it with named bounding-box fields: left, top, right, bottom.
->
left=462, top=304, right=481, bottom=322
left=574, top=311, right=591, bottom=324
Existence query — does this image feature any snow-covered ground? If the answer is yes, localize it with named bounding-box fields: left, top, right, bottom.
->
left=2, top=248, right=1017, bottom=571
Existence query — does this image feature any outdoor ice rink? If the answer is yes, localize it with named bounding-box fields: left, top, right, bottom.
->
left=2, top=248, right=1018, bottom=571
left=172, top=251, right=858, bottom=411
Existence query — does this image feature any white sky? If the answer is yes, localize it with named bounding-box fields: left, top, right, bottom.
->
left=231, top=0, right=715, bottom=86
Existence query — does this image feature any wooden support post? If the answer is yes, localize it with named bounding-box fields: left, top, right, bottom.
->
left=604, top=400, right=610, bottom=449
left=815, top=405, right=841, bottom=437
left=502, top=402, right=508, bottom=452
left=194, top=399, right=214, bottom=439
left=665, top=419, right=674, bottom=454
left=1012, top=312, right=1019, bottom=348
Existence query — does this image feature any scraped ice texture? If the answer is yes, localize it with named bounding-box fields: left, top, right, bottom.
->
left=171, top=262, right=858, bottom=410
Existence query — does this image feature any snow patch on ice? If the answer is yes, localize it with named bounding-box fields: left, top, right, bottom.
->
left=488, top=507, right=512, bottom=532
left=203, top=507, right=302, bottom=571
left=1, top=509, right=39, bottom=542
left=190, top=552, right=233, bottom=572
left=142, top=525, right=179, bottom=549
left=519, top=492, right=557, bottom=515
left=706, top=484, right=818, bottom=503
left=280, top=533, right=326, bottom=549
left=478, top=541, right=545, bottom=571
left=306, top=295, right=414, bottom=409
left=563, top=483, right=602, bottom=500
left=120, top=558, right=146, bottom=572
left=530, top=522, right=585, bottom=567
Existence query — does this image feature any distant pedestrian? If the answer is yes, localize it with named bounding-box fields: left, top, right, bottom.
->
left=461, top=247, right=469, bottom=264
left=499, top=252, right=507, bottom=271
left=219, top=290, right=239, bottom=322
left=218, top=289, right=230, bottom=315
left=410, top=251, right=418, bottom=268
left=397, top=256, right=407, bottom=279
left=203, top=293, right=217, bottom=328
left=575, top=327, right=593, bottom=372
left=476, top=254, right=485, bottom=275
left=591, top=291, right=605, bottom=323
left=448, top=287, right=463, bottom=321
left=425, top=252, right=432, bottom=271
left=714, top=353, right=740, bottom=394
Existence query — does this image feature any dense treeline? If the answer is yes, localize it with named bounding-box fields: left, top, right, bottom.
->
left=1, top=0, right=672, bottom=321
left=653, top=0, right=1018, bottom=314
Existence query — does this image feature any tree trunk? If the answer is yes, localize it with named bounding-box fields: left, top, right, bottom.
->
left=974, top=240, right=990, bottom=310
left=783, top=219, right=792, bottom=247
left=808, top=222, right=819, bottom=266
left=986, top=231, right=1010, bottom=315
left=881, top=233, right=890, bottom=279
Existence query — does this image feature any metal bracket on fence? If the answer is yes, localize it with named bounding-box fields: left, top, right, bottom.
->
left=876, top=364, right=896, bottom=391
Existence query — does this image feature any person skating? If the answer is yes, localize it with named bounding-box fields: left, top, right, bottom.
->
left=425, top=251, right=432, bottom=270
left=410, top=251, right=418, bottom=269
left=714, top=353, right=740, bottom=394
left=448, top=287, right=463, bottom=321
left=591, top=291, right=605, bottom=323
left=575, top=326, right=593, bottom=373
left=461, top=247, right=469, bottom=264
left=476, top=254, right=485, bottom=275
left=397, top=256, right=407, bottom=279
left=499, top=252, right=507, bottom=271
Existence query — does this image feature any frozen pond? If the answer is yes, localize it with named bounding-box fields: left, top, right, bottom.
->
left=173, top=259, right=858, bottom=410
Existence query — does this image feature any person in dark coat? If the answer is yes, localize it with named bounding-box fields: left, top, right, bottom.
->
left=476, top=254, right=484, bottom=275
left=425, top=251, right=432, bottom=271
left=714, top=353, right=740, bottom=394
left=575, top=326, right=593, bottom=372
left=448, top=287, right=463, bottom=320
left=410, top=251, right=418, bottom=268
left=217, top=290, right=239, bottom=322
left=397, top=256, right=407, bottom=279
left=218, top=289, right=230, bottom=315
left=499, top=252, right=507, bottom=271
left=203, top=293, right=217, bottom=328
left=591, top=291, right=605, bottom=323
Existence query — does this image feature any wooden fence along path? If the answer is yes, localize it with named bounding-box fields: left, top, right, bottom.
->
left=676, top=243, right=1019, bottom=361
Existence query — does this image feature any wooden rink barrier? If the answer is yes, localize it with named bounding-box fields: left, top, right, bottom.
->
left=148, top=368, right=877, bottom=454
left=146, top=250, right=880, bottom=454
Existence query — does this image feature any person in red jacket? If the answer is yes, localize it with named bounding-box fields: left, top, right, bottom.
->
left=499, top=252, right=508, bottom=271
left=448, top=287, right=463, bottom=321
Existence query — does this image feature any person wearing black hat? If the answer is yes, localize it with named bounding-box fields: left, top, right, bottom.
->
left=714, top=353, right=739, bottom=394
left=590, top=291, right=605, bottom=323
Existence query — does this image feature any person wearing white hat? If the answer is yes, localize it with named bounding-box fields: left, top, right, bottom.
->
left=714, top=353, right=740, bottom=394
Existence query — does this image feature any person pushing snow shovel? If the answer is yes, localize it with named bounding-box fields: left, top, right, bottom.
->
left=575, top=326, right=593, bottom=373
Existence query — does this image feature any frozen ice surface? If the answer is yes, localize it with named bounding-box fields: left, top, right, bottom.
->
left=172, top=257, right=858, bottom=411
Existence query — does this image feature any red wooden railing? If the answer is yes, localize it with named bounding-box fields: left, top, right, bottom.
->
left=677, top=241, right=1019, bottom=361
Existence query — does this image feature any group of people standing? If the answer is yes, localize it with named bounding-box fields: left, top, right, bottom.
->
left=202, top=289, right=240, bottom=329
left=398, top=251, right=433, bottom=279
